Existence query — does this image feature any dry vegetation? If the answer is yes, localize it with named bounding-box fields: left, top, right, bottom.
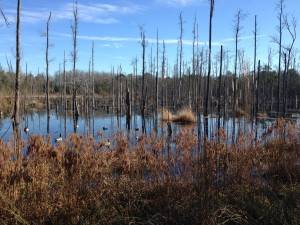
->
left=0, top=97, right=12, bottom=116
left=0, top=119, right=299, bottom=225
left=161, top=108, right=196, bottom=123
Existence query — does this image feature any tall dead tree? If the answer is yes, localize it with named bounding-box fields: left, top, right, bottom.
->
left=252, top=15, right=257, bottom=118
left=46, top=12, right=51, bottom=134
left=282, top=53, right=287, bottom=116
left=140, top=27, right=146, bottom=132
left=12, top=0, right=21, bottom=141
left=256, top=60, right=261, bottom=117
left=92, top=41, right=95, bottom=111
left=204, top=0, right=214, bottom=117
left=63, top=51, right=67, bottom=137
left=155, top=30, right=159, bottom=122
left=283, top=15, right=297, bottom=116
left=217, top=45, right=223, bottom=130
left=178, top=12, right=183, bottom=105
left=268, top=49, right=274, bottom=111
left=161, top=41, right=166, bottom=110
left=71, top=1, right=79, bottom=132
left=275, top=0, right=284, bottom=116
left=192, top=15, right=197, bottom=107
left=233, top=9, right=243, bottom=116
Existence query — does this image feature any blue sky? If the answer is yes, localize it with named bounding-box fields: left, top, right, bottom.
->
left=0, top=0, right=299, bottom=75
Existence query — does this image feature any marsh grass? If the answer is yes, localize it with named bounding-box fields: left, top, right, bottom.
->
left=0, top=119, right=299, bottom=225
left=161, top=108, right=196, bottom=124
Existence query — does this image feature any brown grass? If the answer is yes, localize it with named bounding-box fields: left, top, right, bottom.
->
left=235, top=108, right=249, bottom=117
left=172, top=108, right=196, bottom=123
left=0, top=119, right=299, bottom=225
left=161, top=108, right=196, bottom=124
left=256, top=112, right=268, bottom=119
left=0, top=97, right=12, bottom=116
left=161, top=109, right=174, bottom=122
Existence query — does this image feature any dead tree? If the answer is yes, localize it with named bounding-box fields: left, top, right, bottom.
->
left=140, top=27, right=146, bottom=131
left=218, top=45, right=223, bottom=130
left=282, top=53, right=287, bottom=116
left=274, top=0, right=284, bottom=116
left=92, top=41, right=95, bottom=111
left=155, top=29, right=159, bottom=122
left=161, top=41, right=166, bottom=111
left=63, top=51, right=67, bottom=137
left=178, top=12, right=183, bottom=105
left=112, top=67, right=115, bottom=113
left=45, top=12, right=51, bottom=134
left=252, top=15, right=257, bottom=118
left=12, top=0, right=21, bottom=142
left=126, top=87, right=131, bottom=130
left=0, top=6, right=9, bottom=26
left=233, top=9, right=243, bottom=117
left=71, top=1, right=79, bottom=132
left=268, top=49, right=274, bottom=111
left=204, top=0, right=214, bottom=117
left=192, top=15, right=197, bottom=107
left=283, top=15, right=297, bottom=116
left=256, top=60, right=261, bottom=117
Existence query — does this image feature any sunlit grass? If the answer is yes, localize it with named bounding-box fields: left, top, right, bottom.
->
left=0, top=119, right=299, bottom=225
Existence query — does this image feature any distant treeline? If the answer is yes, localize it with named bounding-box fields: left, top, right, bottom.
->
left=1, top=66, right=300, bottom=115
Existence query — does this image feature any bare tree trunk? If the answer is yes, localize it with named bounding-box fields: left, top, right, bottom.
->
left=161, top=41, right=166, bottom=111
left=155, top=30, right=159, bottom=125
left=205, top=0, right=214, bottom=118
left=140, top=28, right=146, bottom=132
left=277, top=0, right=284, bottom=116
left=72, top=1, right=79, bottom=132
left=46, top=12, right=51, bottom=134
left=252, top=15, right=257, bottom=118
left=12, top=0, right=21, bottom=153
left=233, top=10, right=242, bottom=117
left=24, top=63, right=27, bottom=124
left=63, top=51, right=67, bottom=138
left=126, top=86, right=131, bottom=130
left=218, top=45, right=223, bottom=130
left=256, top=60, right=261, bottom=117
left=283, top=54, right=287, bottom=116
left=178, top=12, right=183, bottom=106
left=192, top=16, right=196, bottom=108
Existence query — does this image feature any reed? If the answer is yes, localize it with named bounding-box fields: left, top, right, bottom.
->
left=161, top=108, right=196, bottom=124
left=172, top=108, right=196, bottom=123
left=161, top=109, right=174, bottom=121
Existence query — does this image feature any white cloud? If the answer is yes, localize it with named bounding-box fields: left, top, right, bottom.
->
left=54, top=32, right=222, bottom=46
left=54, top=32, right=265, bottom=48
left=2, top=2, right=143, bottom=25
left=54, top=2, right=142, bottom=24
left=156, top=0, right=201, bottom=7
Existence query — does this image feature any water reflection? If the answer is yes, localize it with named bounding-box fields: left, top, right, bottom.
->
left=0, top=109, right=295, bottom=147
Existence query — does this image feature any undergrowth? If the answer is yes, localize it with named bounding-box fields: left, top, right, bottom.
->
left=0, top=119, right=299, bottom=225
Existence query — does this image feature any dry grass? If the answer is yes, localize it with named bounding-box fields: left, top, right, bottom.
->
left=0, top=120, right=299, bottom=225
left=27, top=100, right=45, bottom=110
left=172, top=108, right=196, bottom=123
left=235, top=108, right=249, bottom=117
left=161, top=108, right=196, bottom=124
left=161, top=109, right=174, bottom=122
left=0, top=97, right=12, bottom=116
left=256, top=112, right=268, bottom=119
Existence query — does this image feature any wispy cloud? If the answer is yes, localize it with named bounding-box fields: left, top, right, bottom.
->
left=156, top=0, right=203, bottom=7
left=54, top=32, right=222, bottom=46
left=54, top=2, right=143, bottom=24
left=54, top=32, right=266, bottom=48
left=2, top=2, right=143, bottom=25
